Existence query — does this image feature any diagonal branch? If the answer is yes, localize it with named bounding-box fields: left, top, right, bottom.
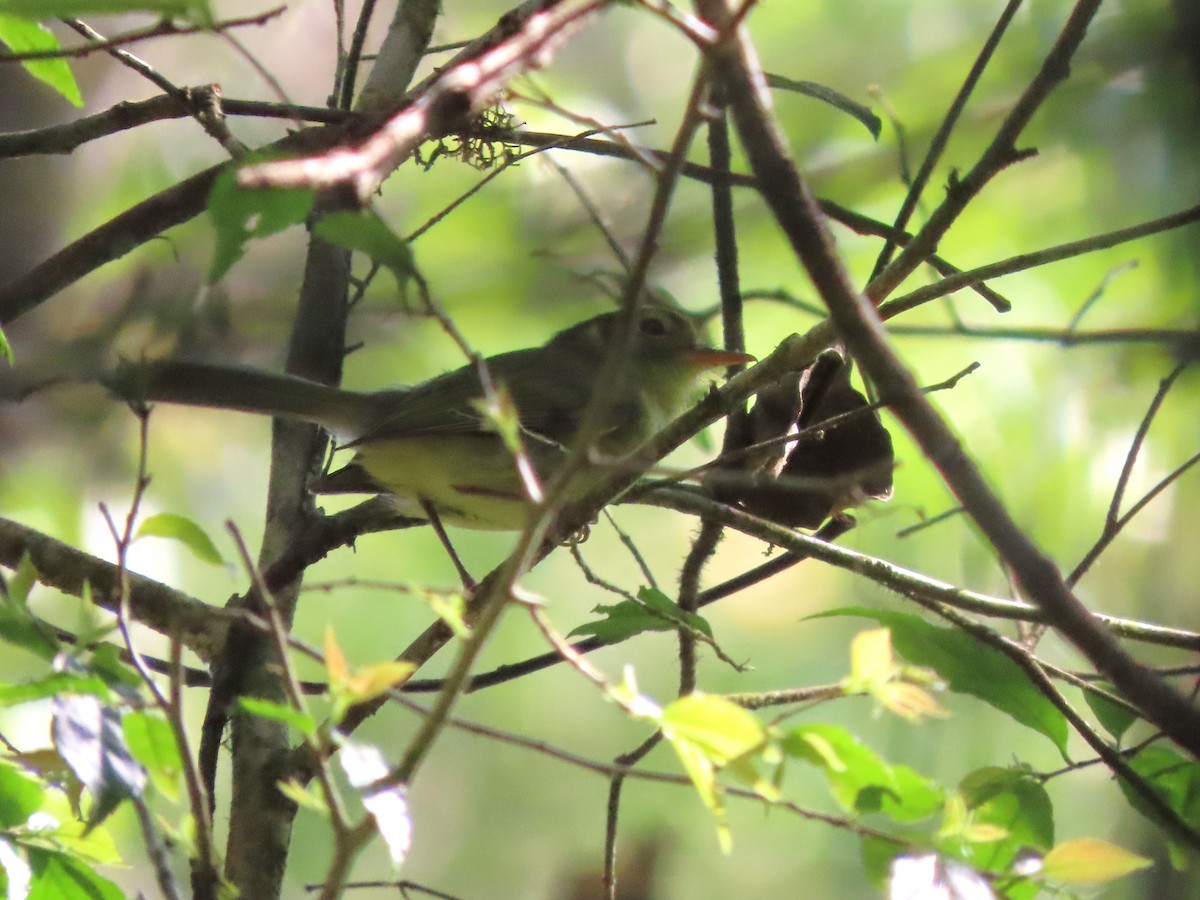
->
left=238, top=0, right=611, bottom=197
left=693, top=0, right=1200, bottom=757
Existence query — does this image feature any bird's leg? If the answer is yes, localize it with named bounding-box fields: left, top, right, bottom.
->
left=420, top=499, right=476, bottom=591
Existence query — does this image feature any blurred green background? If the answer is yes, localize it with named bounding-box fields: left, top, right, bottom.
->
left=2, top=0, right=1200, bottom=896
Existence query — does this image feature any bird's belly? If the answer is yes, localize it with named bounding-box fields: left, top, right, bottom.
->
left=353, top=435, right=539, bottom=530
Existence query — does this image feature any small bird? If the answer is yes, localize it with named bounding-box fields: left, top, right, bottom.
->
left=109, top=306, right=753, bottom=530
left=736, top=350, right=894, bottom=529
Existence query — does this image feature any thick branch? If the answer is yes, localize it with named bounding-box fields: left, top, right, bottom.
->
left=0, top=516, right=228, bottom=658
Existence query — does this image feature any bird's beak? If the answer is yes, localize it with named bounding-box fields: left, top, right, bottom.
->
left=685, top=348, right=756, bottom=369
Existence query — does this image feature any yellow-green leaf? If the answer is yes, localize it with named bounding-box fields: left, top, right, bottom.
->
left=1041, top=838, right=1152, bottom=885
left=848, top=627, right=895, bottom=688
left=276, top=778, right=329, bottom=816
left=660, top=693, right=766, bottom=766
left=878, top=682, right=949, bottom=723
left=135, top=513, right=224, bottom=565
left=423, top=589, right=469, bottom=637
left=670, top=737, right=732, bottom=854
left=324, top=624, right=347, bottom=684
left=340, top=661, right=416, bottom=705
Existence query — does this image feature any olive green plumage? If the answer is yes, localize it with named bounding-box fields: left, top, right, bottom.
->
left=109, top=307, right=751, bottom=529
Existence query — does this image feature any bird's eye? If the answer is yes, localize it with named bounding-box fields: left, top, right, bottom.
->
left=640, top=315, right=669, bottom=337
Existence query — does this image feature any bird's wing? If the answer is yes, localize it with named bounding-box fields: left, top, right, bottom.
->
left=352, top=349, right=593, bottom=446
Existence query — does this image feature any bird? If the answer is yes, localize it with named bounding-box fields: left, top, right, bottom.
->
left=735, top=349, right=893, bottom=529
left=107, top=306, right=754, bottom=531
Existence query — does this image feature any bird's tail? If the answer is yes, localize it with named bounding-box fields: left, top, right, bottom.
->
left=105, top=359, right=376, bottom=437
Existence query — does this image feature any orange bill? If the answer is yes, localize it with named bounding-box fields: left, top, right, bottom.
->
left=685, top=347, right=757, bottom=369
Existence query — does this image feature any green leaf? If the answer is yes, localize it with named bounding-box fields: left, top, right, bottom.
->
left=947, top=767, right=1054, bottom=874
left=0, top=607, right=59, bottom=661
left=0, top=554, right=58, bottom=660
left=1121, top=745, right=1200, bottom=865
left=25, top=848, right=122, bottom=900
left=208, top=166, right=314, bottom=282
left=0, top=322, right=11, bottom=365
left=960, top=767, right=1054, bottom=849
left=0, top=761, right=47, bottom=828
left=883, top=764, right=945, bottom=824
left=820, top=607, right=1070, bottom=757
left=422, top=588, right=469, bottom=638
left=73, top=581, right=116, bottom=649
left=314, top=210, right=417, bottom=295
left=6, top=551, right=37, bottom=606
left=659, top=695, right=768, bottom=854
left=0, top=14, right=82, bottom=107
left=568, top=586, right=713, bottom=642
left=330, top=660, right=416, bottom=722
left=122, top=712, right=182, bottom=802
left=1, top=0, right=207, bottom=19
left=1082, top=682, right=1138, bottom=742
left=765, top=73, right=881, bottom=138
left=780, top=725, right=943, bottom=824
left=88, top=644, right=143, bottom=692
left=0, top=671, right=111, bottom=707
left=16, top=815, right=123, bottom=867
left=670, top=733, right=731, bottom=853
left=135, top=512, right=224, bottom=565
left=237, top=697, right=318, bottom=738
left=860, top=833, right=902, bottom=888
left=782, top=723, right=903, bottom=815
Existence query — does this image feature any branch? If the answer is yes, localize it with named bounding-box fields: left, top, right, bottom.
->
left=238, top=0, right=610, bottom=196
left=354, top=0, right=440, bottom=114
left=886, top=323, right=1200, bottom=353
left=0, top=7, right=285, bottom=62
left=0, top=162, right=223, bottom=326
left=882, top=203, right=1200, bottom=317
left=866, top=0, right=1107, bottom=302
left=638, top=491, right=1200, bottom=651
left=0, top=516, right=228, bottom=658
left=870, top=0, right=1024, bottom=277
left=0, top=95, right=355, bottom=159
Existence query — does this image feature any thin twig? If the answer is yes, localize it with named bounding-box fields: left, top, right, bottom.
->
left=62, top=18, right=244, bottom=155
left=605, top=733, right=661, bottom=900
left=1065, top=260, right=1139, bottom=332
left=339, top=0, right=380, bottom=110
left=103, top=410, right=196, bottom=900
left=602, top=511, right=658, bottom=591
left=870, top=0, right=1024, bottom=278
left=866, top=0, right=1107, bottom=302
left=879, top=203, right=1200, bottom=317
left=0, top=7, right=285, bottom=62
left=1070, top=444, right=1200, bottom=587
left=1105, top=363, right=1189, bottom=538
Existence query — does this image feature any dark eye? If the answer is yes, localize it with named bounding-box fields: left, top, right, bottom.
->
left=640, top=315, right=669, bottom=337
